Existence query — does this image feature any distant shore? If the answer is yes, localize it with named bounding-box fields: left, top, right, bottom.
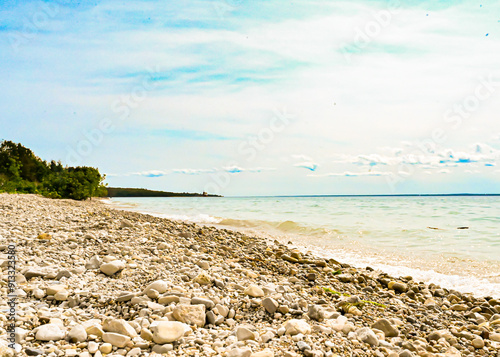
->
left=1, top=194, right=499, bottom=357
left=106, top=187, right=222, bottom=198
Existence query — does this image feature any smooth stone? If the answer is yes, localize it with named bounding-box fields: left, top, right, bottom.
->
left=88, top=342, right=99, bottom=354
left=172, top=304, right=206, bottom=327
left=251, top=350, right=274, bottom=357
left=120, top=219, right=134, bottom=228
left=102, top=319, right=138, bottom=338
left=126, top=347, right=141, bottom=356
left=244, top=284, right=265, bottom=298
left=54, top=290, right=69, bottom=301
left=490, top=333, right=500, bottom=342
left=86, top=325, right=104, bottom=337
left=472, top=337, right=484, bottom=349
left=24, top=269, right=47, bottom=280
left=102, top=332, right=131, bottom=348
left=284, top=320, right=311, bottom=335
left=100, top=343, right=113, bottom=354
left=33, top=288, right=46, bottom=299
left=67, top=324, right=87, bottom=342
left=215, top=304, right=229, bottom=317
left=150, top=321, right=190, bottom=344
left=35, top=324, right=66, bottom=341
left=371, top=318, right=399, bottom=337
left=46, top=285, right=66, bottom=295
left=206, top=310, right=215, bottom=325
left=25, top=347, right=44, bottom=356
left=143, top=280, right=168, bottom=294
left=262, top=298, right=279, bottom=314
left=151, top=344, right=173, bottom=354
left=355, top=327, right=379, bottom=347
left=236, top=326, right=257, bottom=341
left=260, top=331, right=275, bottom=343
left=55, top=270, right=71, bottom=280
left=227, top=347, right=252, bottom=357
left=191, top=297, right=215, bottom=309
left=158, top=295, right=180, bottom=305
left=140, top=328, right=154, bottom=341
left=297, top=341, right=311, bottom=351
left=388, top=281, right=408, bottom=293
left=450, top=304, right=468, bottom=311
left=85, top=255, right=102, bottom=270
left=100, top=260, right=126, bottom=276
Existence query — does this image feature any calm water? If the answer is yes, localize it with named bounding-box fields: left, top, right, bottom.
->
left=107, top=196, right=500, bottom=297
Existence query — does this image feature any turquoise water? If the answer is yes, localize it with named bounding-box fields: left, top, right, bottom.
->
left=108, top=196, right=500, bottom=297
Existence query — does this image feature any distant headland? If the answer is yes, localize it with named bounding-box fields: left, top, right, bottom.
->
left=106, top=187, right=221, bottom=198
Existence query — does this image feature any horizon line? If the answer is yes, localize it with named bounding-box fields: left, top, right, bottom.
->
left=225, top=193, right=500, bottom=198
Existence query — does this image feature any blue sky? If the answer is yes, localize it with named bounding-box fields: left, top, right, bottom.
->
left=1, top=0, right=499, bottom=195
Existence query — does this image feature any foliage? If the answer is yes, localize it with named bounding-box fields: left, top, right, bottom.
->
left=0, top=140, right=107, bottom=200
left=106, top=187, right=220, bottom=197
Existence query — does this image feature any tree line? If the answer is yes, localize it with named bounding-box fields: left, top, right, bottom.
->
left=0, top=140, right=107, bottom=200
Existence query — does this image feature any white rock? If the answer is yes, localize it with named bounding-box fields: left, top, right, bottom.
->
left=283, top=320, right=311, bottom=335
left=251, top=350, right=274, bottom=357
left=236, top=326, right=257, bottom=341
left=54, top=290, right=69, bottom=301
left=102, top=332, right=131, bottom=348
left=150, top=321, right=190, bottom=344
left=46, top=285, right=66, bottom=295
left=262, top=297, right=279, bottom=314
left=172, top=304, right=206, bottom=327
left=68, top=324, right=87, bottom=342
left=35, top=324, right=66, bottom=341
left=88, top=341, right=99, bottom=354
left=85, top=255, right=102, bottom=270
left=244, top=284, right=264, bottom=297
left=33, top=288, right=46, bottom=299
left=100, top=343, right=112, bottom=354
left=100, top=260, right=126, bottom=276
left=355, top=327, right=379, bottom=347
left=227, top=347, right=252, bottom=357
left=102, top=319, right=138, bottom=338
left=143, top=280, right=168, bottom=294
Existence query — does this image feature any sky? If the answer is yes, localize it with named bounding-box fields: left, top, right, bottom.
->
left=1, top=0, right=499, bottom=196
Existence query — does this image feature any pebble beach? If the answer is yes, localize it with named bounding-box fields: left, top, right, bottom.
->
left=1, top=194, right=500, bottom=357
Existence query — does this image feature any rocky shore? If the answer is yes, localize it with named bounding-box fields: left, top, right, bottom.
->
left=1, top=194, right=499, bottom=357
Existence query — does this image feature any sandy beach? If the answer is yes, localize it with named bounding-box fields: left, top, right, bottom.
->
left=1, top=194, right=500, bottom=357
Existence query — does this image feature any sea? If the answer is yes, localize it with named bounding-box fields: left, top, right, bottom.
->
left=106, top=195, right=500, bottom=298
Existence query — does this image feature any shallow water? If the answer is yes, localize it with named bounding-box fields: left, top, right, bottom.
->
left=107, top=195, right=500, bottom=297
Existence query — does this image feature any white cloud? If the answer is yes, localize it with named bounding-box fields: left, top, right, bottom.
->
left=294, top=162, right=319, bottom=171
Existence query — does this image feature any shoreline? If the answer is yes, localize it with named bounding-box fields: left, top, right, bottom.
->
left=106, top=198, right=500, bottom=299
left=1, top=194, right=499, bottom=356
